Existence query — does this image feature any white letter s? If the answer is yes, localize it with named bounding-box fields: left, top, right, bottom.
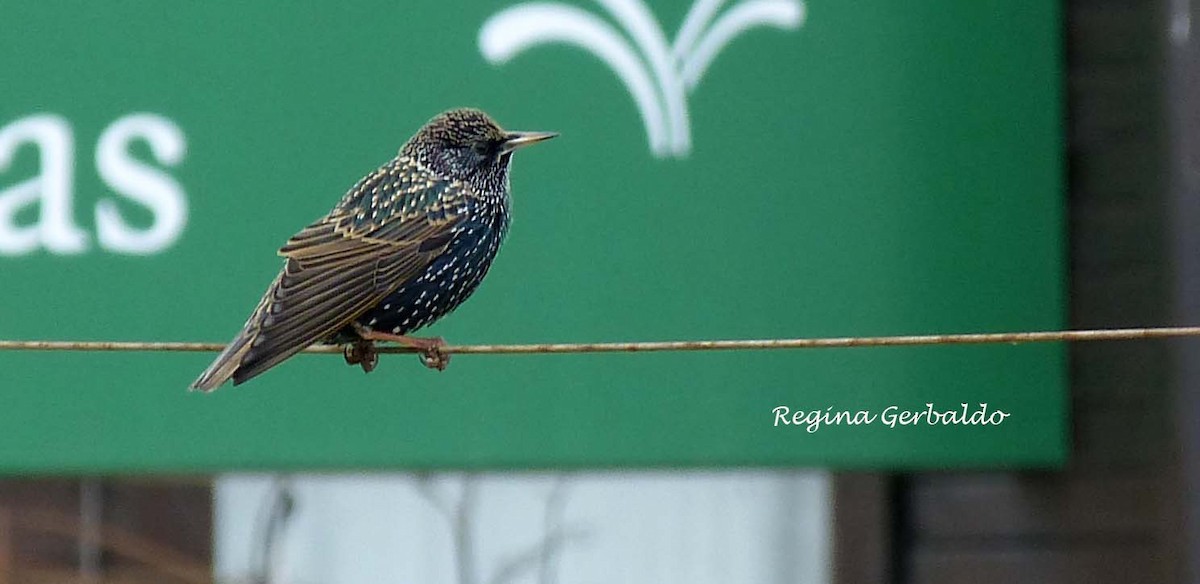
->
left=95, top=113, right=187, bottom=255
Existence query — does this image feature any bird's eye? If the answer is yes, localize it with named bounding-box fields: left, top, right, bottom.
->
left=472, top=141, right=490, bottom=156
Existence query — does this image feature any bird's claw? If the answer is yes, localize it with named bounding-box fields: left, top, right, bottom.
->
left=417, top=337, right=450, bottom=371
left=343, top=340, right=379, bottom=374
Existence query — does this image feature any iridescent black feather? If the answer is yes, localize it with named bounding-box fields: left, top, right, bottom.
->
left=191, top=109, right=555, bottom=391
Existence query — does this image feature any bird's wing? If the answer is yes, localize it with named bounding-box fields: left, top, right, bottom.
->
left=190, top=158, right=468, bottom=391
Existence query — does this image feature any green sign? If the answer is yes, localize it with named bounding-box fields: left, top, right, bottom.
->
left=0, top=0, right=1064, bottom=472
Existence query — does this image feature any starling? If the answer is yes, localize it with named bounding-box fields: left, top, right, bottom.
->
left=190, top=108, right=556, bottom=391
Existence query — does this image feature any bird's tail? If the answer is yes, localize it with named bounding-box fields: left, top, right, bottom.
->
left=189, top=327, right=256, bottom=392
left=190, top=279, right=279, bottom=392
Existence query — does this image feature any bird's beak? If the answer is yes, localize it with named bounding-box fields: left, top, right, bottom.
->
left=500, top=131, right=558, bottom=155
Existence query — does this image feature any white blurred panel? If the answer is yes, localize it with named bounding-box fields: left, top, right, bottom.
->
left=215, top=471, right=829, bottom=584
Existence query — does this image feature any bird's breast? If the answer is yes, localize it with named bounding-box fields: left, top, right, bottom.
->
left=351, top=198, right=510, bottom=337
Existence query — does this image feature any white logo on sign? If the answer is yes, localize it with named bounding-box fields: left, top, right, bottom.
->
left=480, top=0, right=806, bottom=158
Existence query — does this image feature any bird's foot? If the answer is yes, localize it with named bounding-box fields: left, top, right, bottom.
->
left=343, top=339, right=379, bottom=374
left=352, top=325, right=451, bottom=371
left=408, top=336, right=450, bottom=371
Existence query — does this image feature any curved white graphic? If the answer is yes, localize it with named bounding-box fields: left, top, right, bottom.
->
left=480, top=0, right=806, bottom=158
left=481, top=4, right=671, bottom=155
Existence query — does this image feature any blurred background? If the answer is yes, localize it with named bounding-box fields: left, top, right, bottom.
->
left=1, top=0, right=1195, bottom=582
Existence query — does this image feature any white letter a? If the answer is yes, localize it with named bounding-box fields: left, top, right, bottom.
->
left=0, top=114, right=89, bottom=255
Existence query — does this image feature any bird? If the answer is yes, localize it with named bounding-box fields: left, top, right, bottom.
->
left=190, top=108, right=556, bottom=391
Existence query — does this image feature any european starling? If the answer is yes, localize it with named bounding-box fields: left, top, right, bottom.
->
left=190, top=108, right=556, bottom=391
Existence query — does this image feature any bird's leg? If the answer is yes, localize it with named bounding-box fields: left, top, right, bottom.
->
left=343, top=339, right=379, bottom=374
left=352, top=323, right=451, bottom=371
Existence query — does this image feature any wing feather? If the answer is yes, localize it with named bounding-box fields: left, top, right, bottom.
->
left=190, top=157, right=467, bottom=391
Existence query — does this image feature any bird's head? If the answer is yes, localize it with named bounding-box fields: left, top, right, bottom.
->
left=404, top=108, right=556, bottom=191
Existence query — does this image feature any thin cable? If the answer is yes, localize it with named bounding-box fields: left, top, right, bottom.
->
left=0, top=326, right=1198, bottom=355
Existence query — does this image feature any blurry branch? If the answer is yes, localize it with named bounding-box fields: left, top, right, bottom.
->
left=412, top=472, right=454, bottom=521
left=411, top=474, right=480, bottom=584
left=537, top=476, right=574, bottom=584
left=411, top=474, right=586, bottom=584
left=491, top=475, right=586, bottom=584
left=456, top=477, right=479, bottom=584
left=249, top=477, right=296, bottom=584
left=489, top=527, right=588, bottom=584
left=3, top=326, right=1200, bottom=356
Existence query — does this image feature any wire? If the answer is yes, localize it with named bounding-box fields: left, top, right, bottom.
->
left=0, top=326, right=1198, bottom=356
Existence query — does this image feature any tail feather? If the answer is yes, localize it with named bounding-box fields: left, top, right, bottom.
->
left=190, top=275, right=280, bottom=392
left=189, top=329, right=256, bottom=391
left=189, top=268, right=349, bottom=391
left=192, top=318, right=339, bottom=391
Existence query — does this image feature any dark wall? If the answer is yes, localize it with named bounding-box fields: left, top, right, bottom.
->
left=0, top=479, right=211, bottom=584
